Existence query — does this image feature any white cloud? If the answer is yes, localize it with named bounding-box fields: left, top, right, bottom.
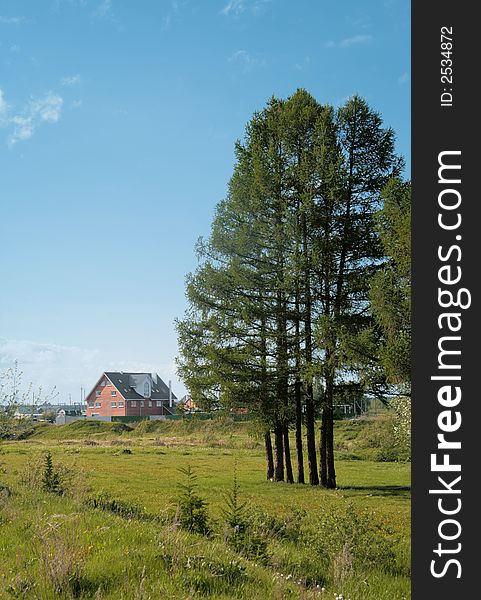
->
left=347, top=15, right=372, bottom=30
left=92, top=0, right=121, bottom=28
left=340, top=34, right=372, bottom=48
left=0, top=337, right=182, bottom=402
left=398, top=71, right=410, bottom=85
left=0, top=89, right=9, bottom=125
left=61, top=74, right=81, bottom=86
left=9, top=116, right=34, bottom=143
left=55, top=1, right=120, bottom=27
left=0, top=338, right=98, bottom=369
left=221, top=0, right=245, bottom=15
left=0, top=16, right=26, bottom=25
left=229, top=49, right=266, bottom=72
left=33, top=94, right=63, bottom=122
left=7, top=92, right=63, bottom=147
left=0, top=337, right=100, bottom=401
left=325, top=34, right=373, bottom=49
left=94, top=0, right=112, bottom=19
left=161, top=0, right=179, bottom=31
left=220, top=0, right=270, bottom=17
left=71, top=99, right=83, bottom=108
left=54, top=0, right=88, bottom=7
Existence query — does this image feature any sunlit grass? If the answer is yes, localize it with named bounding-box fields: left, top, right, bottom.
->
left=0, top=419, right=410, bottom=599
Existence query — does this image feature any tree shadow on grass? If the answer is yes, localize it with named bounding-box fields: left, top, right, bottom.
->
left=338, top=485, right=411, bottom=498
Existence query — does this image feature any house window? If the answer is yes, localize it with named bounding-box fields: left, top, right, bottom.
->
left=148, top=400, right=152, bottom=407
left=131, top=401, right=136, bottom=407
left=140, top=401, right=144, bottom=407
left=95, top=402, right=101, bottom=408
left=144, top=381, right=150, bottom=398
left=111, top=401, right=117, bottom=408
left=156, top=401, right=162, bottom=407
left=96, top=390, right=101, bottom=397
left=118, top=401, right=124, bottom=407
left=100, top=381, right=106, bottom=387
left=111, top=390, right=117, bottom=397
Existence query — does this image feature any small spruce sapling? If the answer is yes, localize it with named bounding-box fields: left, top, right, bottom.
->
left=42, top=451, right=62, bottom=495
left=221, top=463, right=269, bottom=562
left=221, top=462, right=247, bottom=534
left=176, top=465, right=210, bottom=535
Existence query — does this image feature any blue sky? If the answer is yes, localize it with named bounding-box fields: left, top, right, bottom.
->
left=0, top=0, right=410, bottom=402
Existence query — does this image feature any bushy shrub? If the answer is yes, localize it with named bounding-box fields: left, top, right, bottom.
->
left=0, top=417, right=36, bottom=440
left=391, top=396, right=411, bottom=461
left=306, top=503, right=398, bottom=584
left=19, top=452, right=90, bottom=499
left=268, top=503, right=400, bottom=590
left=341, top=415, right=409, bottom=462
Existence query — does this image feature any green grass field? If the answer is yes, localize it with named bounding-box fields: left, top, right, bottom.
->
left=0, top=418, right=410, bottom=599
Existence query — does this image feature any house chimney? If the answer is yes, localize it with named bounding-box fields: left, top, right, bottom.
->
left=169, top=380, right=172, bottom=408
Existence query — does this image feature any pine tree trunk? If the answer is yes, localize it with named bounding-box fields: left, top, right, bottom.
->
left=302, top=212, right=319, bottom=486
left=294, top=291, right=305, bottom=484
left=321, top=373, right=337, bottom=488
left=283, top=424, right=294, bottom=483
left=273, top=423, right=284, bottom=482
left=305, top=388, right=318, bottom=485
left=295, top=379, right=305, bottom=484
left=260, top=316, right=274, bottom=481
left=275, top=285, right=289, bottom=483
left=304, top=291, right=318, bottom=487
left=326, top=405, right=336, bottom=488
left=265, top=431, right=274, bottom=480
left=319, top=407, right=328, bottom=487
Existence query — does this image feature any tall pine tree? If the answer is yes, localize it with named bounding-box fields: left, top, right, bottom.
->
left=176, top=91, right=403, bottom=488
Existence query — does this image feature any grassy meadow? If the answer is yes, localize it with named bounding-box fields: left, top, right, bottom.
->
left=0, top=417, right=410, bottom=599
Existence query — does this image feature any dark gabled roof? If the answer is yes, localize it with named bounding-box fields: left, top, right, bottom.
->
left=104, top=372, right=177, bottom=401
left=58, top=408, right=83, bottom=416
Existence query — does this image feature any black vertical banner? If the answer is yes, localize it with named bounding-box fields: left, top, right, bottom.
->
left=412, top=2, right=479, bottom=598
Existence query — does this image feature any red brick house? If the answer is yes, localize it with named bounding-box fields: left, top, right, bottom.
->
left=180, top=395, right=198, bottom=412
left=85, top=372, right=176, bottom=418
